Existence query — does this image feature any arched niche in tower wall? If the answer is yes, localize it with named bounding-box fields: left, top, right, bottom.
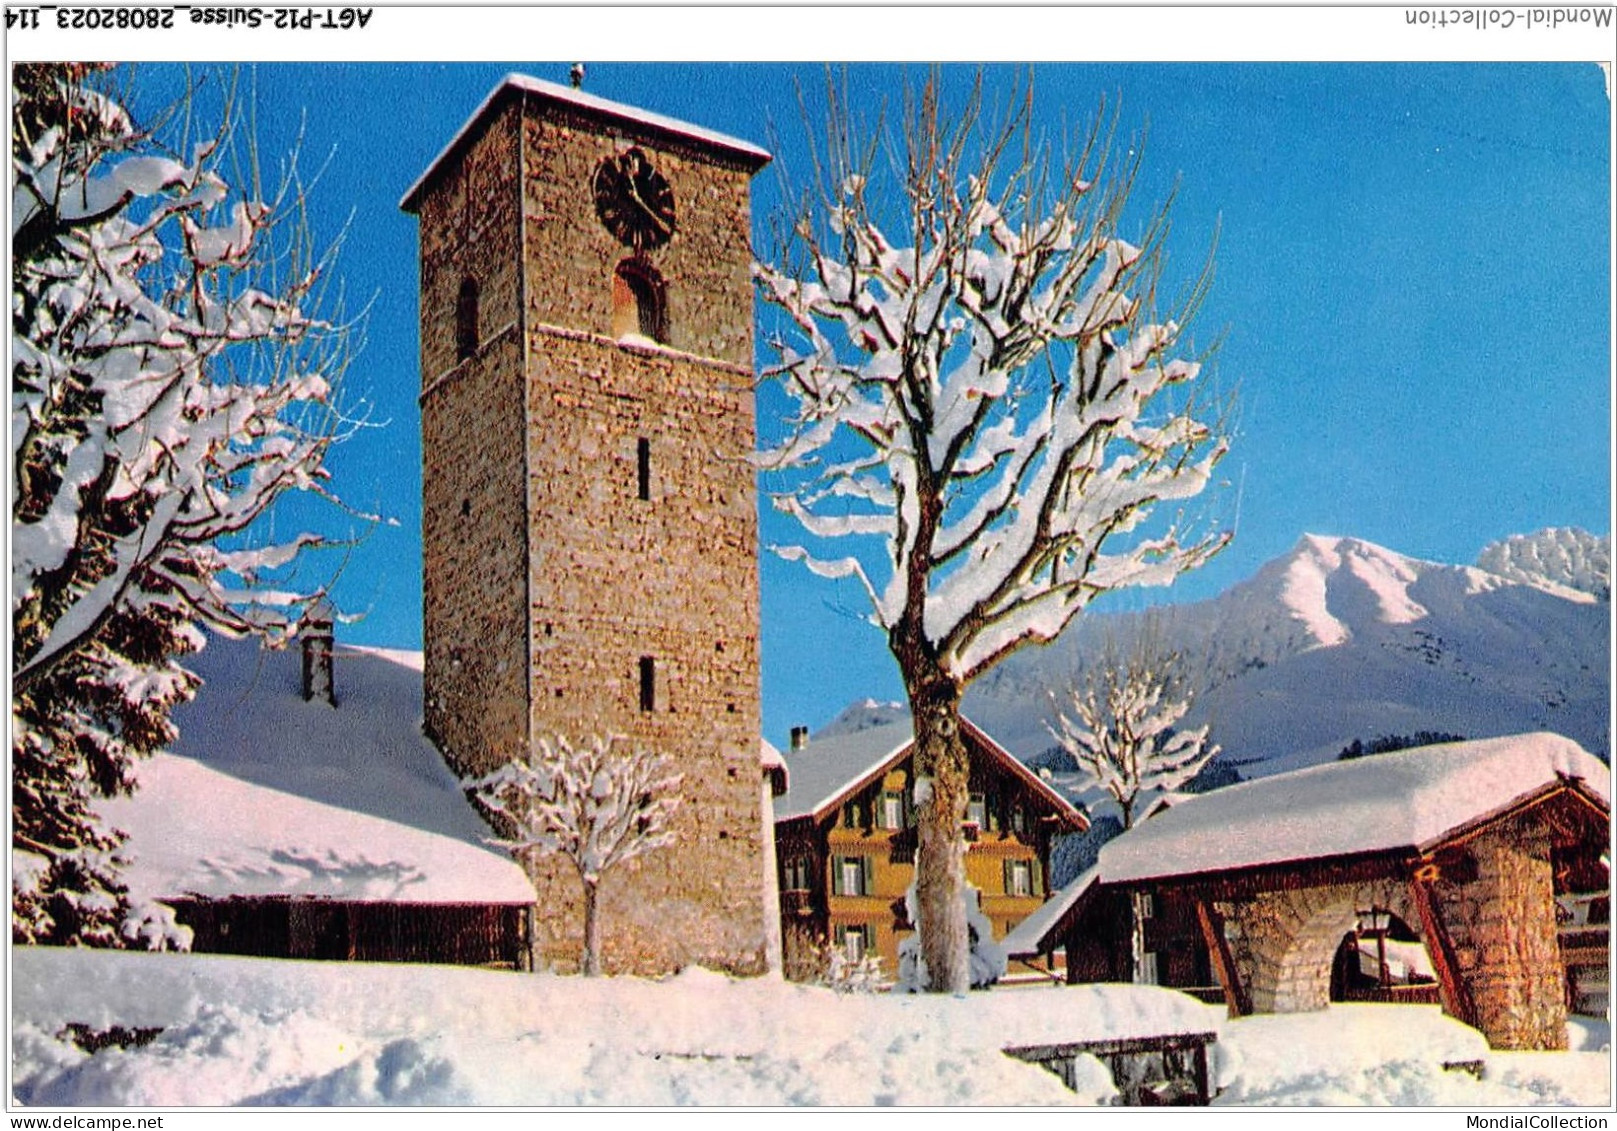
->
left=613, top=258, right=668, bottom=344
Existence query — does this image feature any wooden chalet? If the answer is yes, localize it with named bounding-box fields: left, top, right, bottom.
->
left=772, top=716, right=1086, bottom=982
left=1004, top=732, right=1609, bottom=1051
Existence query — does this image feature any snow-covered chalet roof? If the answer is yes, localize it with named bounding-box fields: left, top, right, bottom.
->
left=100, top=636, right=534, bottom=904
left=1099, top=732, right=1609, bottom=886
left=760, top=737, right=789, bottom=798
left=773, top=716, right=1084, bottom=831
left=400, top=73, right=771, bottom=214
left=1000, top=865, right=1100, bottom=960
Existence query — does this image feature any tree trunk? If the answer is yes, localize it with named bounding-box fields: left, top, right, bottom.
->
left=581, top=878, right=602, bottom=976
left=907, top=663, right=971, bottom=994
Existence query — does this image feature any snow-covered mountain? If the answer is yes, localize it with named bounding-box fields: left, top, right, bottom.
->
left=815, top=698, right=910, bottom=740
left=1478, top=527, right=1610, bottom=602
left=954, top=530, right=1610, bottom=778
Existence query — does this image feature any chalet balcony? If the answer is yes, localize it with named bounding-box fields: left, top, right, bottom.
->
left=780, top=889, right=816, bottom=918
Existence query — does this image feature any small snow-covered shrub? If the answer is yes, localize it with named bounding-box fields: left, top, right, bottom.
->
left=792, top=938, right=889, bottom=994
left=121, top=900, right=192, bottom=952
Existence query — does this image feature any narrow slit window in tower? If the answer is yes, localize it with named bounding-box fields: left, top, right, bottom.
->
left=455, top=277, right=479, bottom=362
left=637, top=437, right=651, bottom=500
left=639, top=656, right=656, bottom=712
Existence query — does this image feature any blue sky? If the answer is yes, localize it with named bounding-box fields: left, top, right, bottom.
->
left=125, top=62, right=1611, bottom=746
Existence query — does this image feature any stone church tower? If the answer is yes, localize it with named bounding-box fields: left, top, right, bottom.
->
left=401, top=74, right=771, bottom=975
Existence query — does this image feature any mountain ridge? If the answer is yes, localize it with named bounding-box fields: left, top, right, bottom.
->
left=820, top=529, right=1610, bottom=779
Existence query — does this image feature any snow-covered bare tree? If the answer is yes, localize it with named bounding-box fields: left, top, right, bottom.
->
left=12, top=65, right=358, bottom=946
left=756, top=72, right=1229, bottom=992
left=465, top=734, right=683, bottom=976
left=1047, top=632, right=1219, bottom=831
left=1048, top=630, right=1217, bottom=985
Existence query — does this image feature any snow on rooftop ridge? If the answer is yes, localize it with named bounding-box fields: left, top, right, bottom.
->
left=1099, top=731, right=1608, bottom=885
left=336, top=643, right=423, bottom=672
left=773, top=720, right=915, bottom=821
left=400, top=72, right=771, bottom=213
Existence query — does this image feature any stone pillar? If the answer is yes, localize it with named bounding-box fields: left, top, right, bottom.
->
left=1461, top=824, right=1567, bottom=1050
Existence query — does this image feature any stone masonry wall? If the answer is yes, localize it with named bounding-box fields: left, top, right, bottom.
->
left=416, top=86, right=769, bottom=976
left=1232, top=880, right=1414, bottom=1014
left=520, top=108, right=755, bottom=367
left=520, top=333, right=764, bottom=975
left=1432, top=822, right=1567, bottom=1050
left=519, top=98, right=765, bottom=975
left=417, top=104, right=529, bottom=777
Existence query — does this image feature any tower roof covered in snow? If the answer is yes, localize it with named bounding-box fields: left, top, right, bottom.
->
left=400, top=73, right=771, bottom=214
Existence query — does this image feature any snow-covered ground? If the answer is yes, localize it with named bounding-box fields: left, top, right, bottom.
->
left=9, top=947, right=1609, bottom=1107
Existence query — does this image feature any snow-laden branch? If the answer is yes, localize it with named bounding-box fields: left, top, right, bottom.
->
left=756, top=100, right=1229, bottom=684
left=12, top=67, right=356, bottom=688
left=11, top=64, right=363, bottom=949
left=756, top=71, right=1230, bottom=995
left=465, top=734, right=682, bottom=887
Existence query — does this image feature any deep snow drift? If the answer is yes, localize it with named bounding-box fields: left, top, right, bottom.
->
left=9, top=947, right=1609, bottom=1107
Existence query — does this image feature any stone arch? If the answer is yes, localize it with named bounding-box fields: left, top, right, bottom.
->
left=1333, top=904, right=1433, bottom=997
left=1241, top=881, right=1420, bottom=1014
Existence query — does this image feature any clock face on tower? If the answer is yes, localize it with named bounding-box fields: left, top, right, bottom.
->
left=592, top=148, right=676, bottom=252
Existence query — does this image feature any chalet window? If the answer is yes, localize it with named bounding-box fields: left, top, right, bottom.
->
left=785, top=860, right=814, bottom=893
left=842, top=801, right=864, bottom=830
left=832, top=855, right=871, bottom=897
left=455, top=277, right=479, bottom=362
left=1138, top=950, right=1161, bottom=986
left=1004, top=859, right=1033, bottom=898
left=636, top=437, right=651, bottom=501
left=613, top=258, right=668, bottom=343
left=878, top=791, right=904, bottom=830
left=1009, top=805, right=1026, bottom=835
left=966, top=794, right=987, bottom=829
left=638, top=656, right=655, bottom=712
left=835, top=923, right=874, bottom=962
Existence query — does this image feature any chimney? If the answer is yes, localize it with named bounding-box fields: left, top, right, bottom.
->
left=301, top=602, right=336, bottom=706
left=789, top=725, right=809, bottom=752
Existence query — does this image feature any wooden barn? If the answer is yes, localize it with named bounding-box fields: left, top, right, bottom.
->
left=1005, top=733, right=1609, bottom=1050
left=100, top=633, right=537, bottom=967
